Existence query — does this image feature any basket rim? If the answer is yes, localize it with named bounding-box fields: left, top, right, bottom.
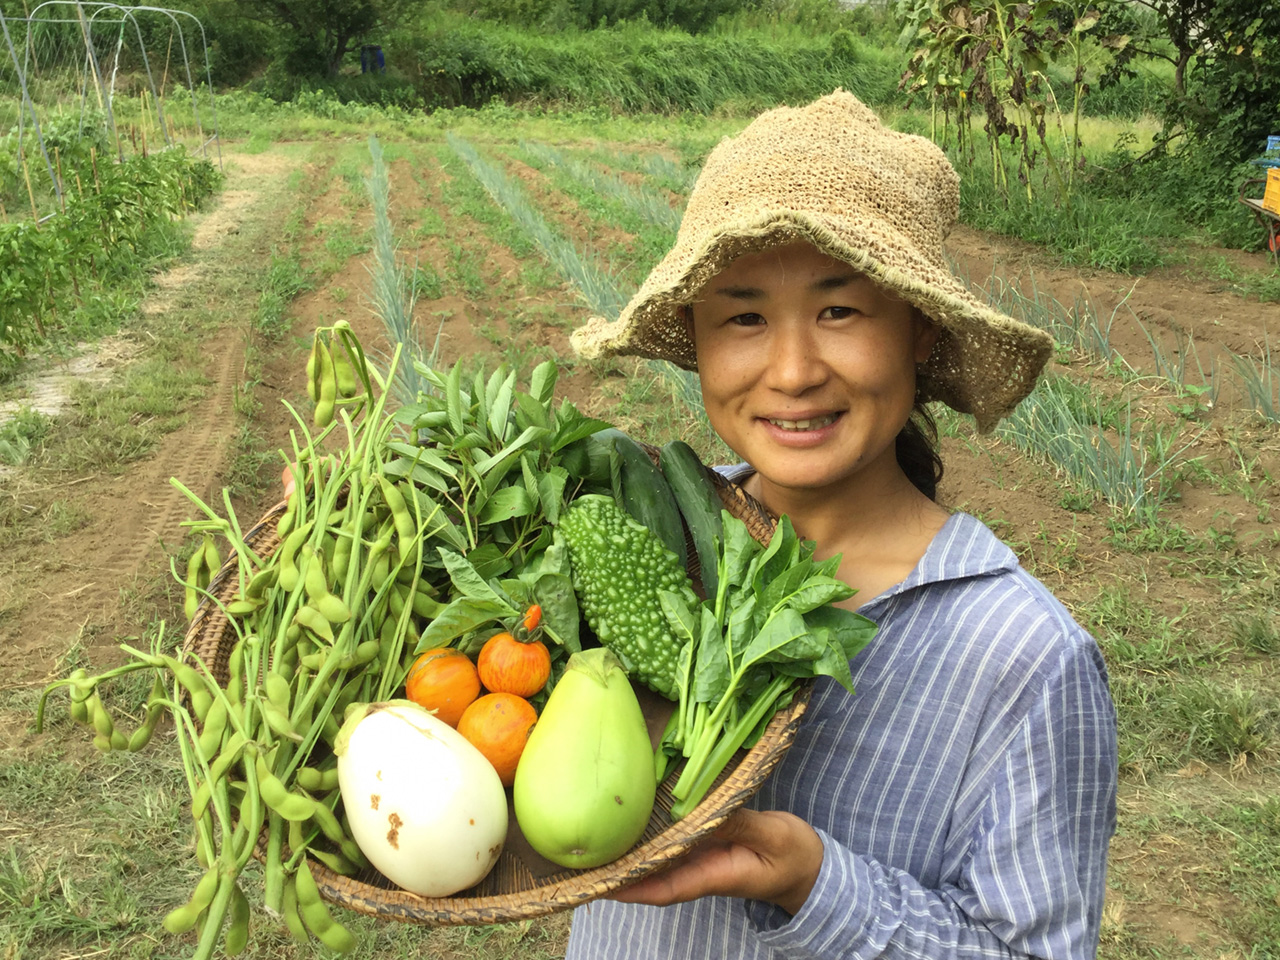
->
left=183, top=456, right=809, bottom=925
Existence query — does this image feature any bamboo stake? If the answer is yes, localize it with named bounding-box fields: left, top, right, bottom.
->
left=54, top=147, right=66, bottom=213
left=76, top=174, right=98, bottom=279
left=161, top=32, right=174, bottom=100
left=21, top=151, right=39, bottom=225
left=91, top=147, right=101, bottom=194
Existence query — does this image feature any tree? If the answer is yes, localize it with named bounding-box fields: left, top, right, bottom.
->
left=1098, top=0, right=1280, bottom=160
left=219, top=0, right=384, bottom=78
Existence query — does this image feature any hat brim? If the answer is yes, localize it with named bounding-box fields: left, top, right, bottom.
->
left=570, top=213, right=1053, bottom=432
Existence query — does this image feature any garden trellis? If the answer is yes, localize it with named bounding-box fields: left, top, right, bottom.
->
left=1, top=1, right=220, bottom=222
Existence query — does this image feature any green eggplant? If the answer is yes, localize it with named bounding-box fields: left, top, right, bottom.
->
left=513, top=648, right=656, bottom=868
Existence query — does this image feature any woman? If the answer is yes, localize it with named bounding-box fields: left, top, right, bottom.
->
left=567, top=91, right=1117, bottom=959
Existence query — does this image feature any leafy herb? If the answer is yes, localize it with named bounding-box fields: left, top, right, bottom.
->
left=658, top=512, right=878, bottom=819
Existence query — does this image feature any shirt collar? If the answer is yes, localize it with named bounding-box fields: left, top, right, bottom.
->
left=711, top=466, right=1019, bottom=609
left=859, top=511, right=1020, bottom=613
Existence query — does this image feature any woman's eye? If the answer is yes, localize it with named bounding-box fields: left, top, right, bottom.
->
left=820, top=306, right=857, bottom=320
left=728, top=313, right=765, bottom=327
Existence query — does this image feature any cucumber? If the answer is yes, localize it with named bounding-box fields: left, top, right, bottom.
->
left=596, top=428, right=688, bottom=568
left=659, top=440, right=725, bottom=600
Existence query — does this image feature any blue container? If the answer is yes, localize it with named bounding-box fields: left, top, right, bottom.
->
left=361, top=45, right=385, bottom=74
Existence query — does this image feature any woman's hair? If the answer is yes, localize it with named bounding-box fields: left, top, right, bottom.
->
left=896, top=401, right=943, bottom=501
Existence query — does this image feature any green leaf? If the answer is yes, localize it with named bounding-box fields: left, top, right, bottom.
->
left=536, top=465, right=569, bottom=524
left=478, top=485, right=536, bottom=524
left=803, top=605, right=878, bottom=661
left=739, top=607, right=812, bottom=669
left=530, top=360, right=558, bottom=405
left=659, top=588, right=699, bottom=644
left=752, top=516, right=801, bottom=598
left=467, top=542, right=512, bottom=580
left=773, top=576, right=857, bottom=618
left=407, top=488, right=468, bottom=551
left=531, top=571, right=580, bottom=652
left=498, top=577, right=535, bottom=610
left=438, top=547, right=517, bottom=612
left=380, top=457, right=450, bottom=494
left=722, top=511, right=761, bottom=590
left=812, top=636, right=858, bottom=695
left=551, top=402, right=612, bottom=452
left=692, top=605, right=731, bottom=704
left=472, top=425, right=551, bottom=476
left=445, top=360, right=465, bottom=436
left=382, top=440, right=456, bottom=477
left=487, top=368, right=516, bottom=444
left=514, top=391, right=550, bottom=431
left=473, top=367, right=490, bottom=436
left=415, top=596, right=510, bottom=651
left=726, top=592, right=757, bottom=668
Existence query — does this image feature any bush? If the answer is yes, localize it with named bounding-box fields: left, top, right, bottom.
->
left=391, top=14, right=904, bottom=113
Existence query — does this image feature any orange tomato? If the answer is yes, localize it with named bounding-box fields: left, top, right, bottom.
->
left=404, top=648, right=481, bottom=728
left=477, top=631, right=552, bottom=698
left=456, top=693, right=538, bottom=787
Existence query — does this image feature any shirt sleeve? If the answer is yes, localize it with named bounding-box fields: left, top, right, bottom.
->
left=743, top=641, right=1117, bottom=960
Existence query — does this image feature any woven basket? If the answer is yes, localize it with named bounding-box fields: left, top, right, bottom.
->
left=183, top=460, right=809, bottom=926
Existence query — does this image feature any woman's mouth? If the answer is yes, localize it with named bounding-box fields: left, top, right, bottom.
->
left=765, top=413, right=840, bottom=432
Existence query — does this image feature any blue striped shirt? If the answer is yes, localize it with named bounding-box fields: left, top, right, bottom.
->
left=565, top=510, right=1117, bottom=960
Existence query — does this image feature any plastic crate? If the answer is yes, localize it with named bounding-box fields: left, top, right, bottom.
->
left=1265, top=167, right=1280, bottom=214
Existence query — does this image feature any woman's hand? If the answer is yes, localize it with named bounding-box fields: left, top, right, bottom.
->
left=609, top=809, right=824, bottom=917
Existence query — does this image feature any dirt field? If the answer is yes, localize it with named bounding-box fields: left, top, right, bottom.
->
left=2, top=137, right=1277, bottom=958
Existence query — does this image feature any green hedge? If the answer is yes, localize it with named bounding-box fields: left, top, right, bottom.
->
left=392, top=18, right=904, bottom=113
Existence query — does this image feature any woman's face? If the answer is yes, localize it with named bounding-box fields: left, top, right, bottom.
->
left=689, top=241, right=937, bottom=496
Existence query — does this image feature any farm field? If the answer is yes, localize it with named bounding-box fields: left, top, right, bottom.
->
left=2, top=114, right=1279, bottom=960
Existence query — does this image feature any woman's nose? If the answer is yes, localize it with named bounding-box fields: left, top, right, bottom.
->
left=761, top=324, right=828, bottom=394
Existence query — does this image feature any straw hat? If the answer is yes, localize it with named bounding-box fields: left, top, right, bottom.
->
left=570, top=90, right=1053, bottom=433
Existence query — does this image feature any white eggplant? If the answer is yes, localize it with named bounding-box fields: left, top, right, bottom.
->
left=335, top=700, right=507, bottom=897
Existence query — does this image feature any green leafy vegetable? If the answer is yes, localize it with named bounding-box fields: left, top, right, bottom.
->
left=658, top=512, right=878, bottom=818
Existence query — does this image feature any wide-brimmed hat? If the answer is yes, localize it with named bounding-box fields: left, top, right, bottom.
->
left=570, top=90, right=1053, bottom=432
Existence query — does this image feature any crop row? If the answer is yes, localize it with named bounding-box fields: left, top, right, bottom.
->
left=0, top=146, right=221, bottom=379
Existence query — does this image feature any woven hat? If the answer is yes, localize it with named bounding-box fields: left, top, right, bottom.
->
left=570, top=90, right=1053, bottom=432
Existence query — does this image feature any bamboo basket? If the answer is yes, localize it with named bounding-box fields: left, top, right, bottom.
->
left=183, top=461, right=809, bottom=926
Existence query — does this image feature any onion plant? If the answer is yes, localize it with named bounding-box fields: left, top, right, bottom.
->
left=519, top=140, right=683, bottom=234
left=996, top=374, right=1201, bottom=522
left=446, top=132, right=703, bottom=419
left=364, top=135, right=436, bottom=406
left=1231, top=334, right=1280, bottom=423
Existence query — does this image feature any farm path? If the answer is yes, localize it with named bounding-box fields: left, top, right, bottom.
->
left=3, top=150, right=300, bottom=686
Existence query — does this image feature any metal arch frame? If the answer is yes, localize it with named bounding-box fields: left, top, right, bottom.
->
left=125, top=5, right=222, bottom=168
left=0, top=12, right=63, bottom=207
left=26, top=1, right=165, bottom=161
left=16, top=2, right=221, bottom=170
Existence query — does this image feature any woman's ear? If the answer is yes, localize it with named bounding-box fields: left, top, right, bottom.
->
left=912, top=310, right=940, bottom=364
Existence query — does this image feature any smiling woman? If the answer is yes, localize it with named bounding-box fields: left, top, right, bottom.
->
left=568, top=90, right=1118, bottom=960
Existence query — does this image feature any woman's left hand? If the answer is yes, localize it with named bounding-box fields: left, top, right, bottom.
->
left=608, top=809, right=824, bottom=916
